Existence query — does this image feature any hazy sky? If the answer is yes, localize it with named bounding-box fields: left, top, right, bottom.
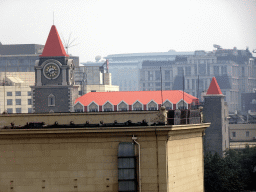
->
left=1, top=0, right=255, bottom=62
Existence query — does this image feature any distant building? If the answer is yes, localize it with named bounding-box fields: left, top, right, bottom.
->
left=0, top=43, right=79, bottom=73
left=203, top=77, right=229, bottom=156
left=229, top=123, right=256, bottom=149
left=138, top=47, right=256, bottom=113
left=76, top=61, right=119, bottom=96
left=241, top=92, right=256, bottom=113
left=104, top=50, right=194, bottom=91
left=74, top=90, right=198, bottom=112
left=0, top=72, right=34, bottom=113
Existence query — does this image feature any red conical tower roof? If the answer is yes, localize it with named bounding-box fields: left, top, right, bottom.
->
left=40, top=25, right=69, bottom=57
left=207, top=77, right=222, bottom=95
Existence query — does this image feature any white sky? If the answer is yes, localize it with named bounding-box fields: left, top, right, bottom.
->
left=1, top=0, right=256, bottom=62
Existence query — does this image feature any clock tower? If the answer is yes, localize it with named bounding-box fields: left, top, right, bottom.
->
left=31, top=25, right=78, bottom=113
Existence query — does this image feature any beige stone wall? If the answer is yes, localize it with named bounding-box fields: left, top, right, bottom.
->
left=0, top=128, right=170, bottom=192
left=0, top=124, right=209, bottom=192
left=167, top=129, right=204, bottom=192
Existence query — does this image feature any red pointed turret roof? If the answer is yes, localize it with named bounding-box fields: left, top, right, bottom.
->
left=207, top=77, right=222, bottom=95
left=40, top=25, right=69, bottom=57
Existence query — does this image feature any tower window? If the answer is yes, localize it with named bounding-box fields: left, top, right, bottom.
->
left=48, top=94, right=55, bottom=106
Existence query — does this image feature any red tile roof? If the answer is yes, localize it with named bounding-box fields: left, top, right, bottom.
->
left=75, top=90, right=198, bottom=106
left=40, top=25, right=69, bottom=57
left=206, top=77, right=223, bottom=95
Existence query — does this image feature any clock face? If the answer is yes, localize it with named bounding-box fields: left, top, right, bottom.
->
left=43, top=63, right=60, bottom=79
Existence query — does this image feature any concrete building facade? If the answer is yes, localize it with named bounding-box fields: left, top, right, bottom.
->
left=0, top=110, right=209, bottom=192
left=229, top=123, right=256, bottom=149
left=138, top=48, right=256, bottom=113
left=104, top=50, right=194, bottom=92
left=75, top=62, right=119, bottom=96
left=0, top=43, right=79, bottom=73
left=0, top=72, right=34, bottom=114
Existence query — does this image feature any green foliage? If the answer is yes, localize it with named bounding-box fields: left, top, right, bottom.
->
left=204, top=146, right=256, bottom=192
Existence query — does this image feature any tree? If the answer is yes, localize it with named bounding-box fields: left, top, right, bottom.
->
left=204, top=146, right=256, bottom=192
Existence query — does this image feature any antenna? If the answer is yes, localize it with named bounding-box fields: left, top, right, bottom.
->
left=183, top=71, right=184, bottom=109
left=197, top=75, right=199, bottom=108
left=53, top=11, right=54, bottom=25
left=62, top=33, right=79, bottom=54
left=160, top=67, right=163, bottom=106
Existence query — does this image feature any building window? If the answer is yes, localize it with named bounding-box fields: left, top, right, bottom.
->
left=186, top=79, right=190, bottom=89
left=178, top=67, right=184, bottom=76
left=148, top=71, right=153, bottom=81
left=165, top=70, right=170, bottom=80
left=118, top=101, right=128, bottom=111
left=7, top=108, right=13, bottom=113
left=133, top=101, right=143, bottom=111
left=192, top=79, right=195, bottom=90
left=246, top=131, right=249, bottom=137
left=232, top=132, right=236, bottom=137
left=75, top=109, right=84, bottom=112
left=147, top=101, right=157, bottom=111
left=194, top=65, right=197, bottom=75
left=89, top=108, right=98, bottom=112
left=103, top=101, right=113, bottom=112
left=155, top=82, right=161, bottom=87
left=155, top=71, right=161, bottom=81
left=15, top=91, right=21, bottom=96
left=48, top=94, right=55, bottom=106
left=16, top=99, right=21, bottom=105
left=7, top=92, right=12, bottom=96
left=7, top=99, right=12, bottom=105
left=28, top=108, right=32, bottom=113
left=185, top=66, right=191, bottom=76
left=207, top=64, right=210, bottom=75
left=214, top=66, right=219, bottom=76
left=27, top=91, right=32, bottom=96
left=177, top=100, right=187, bottom=109
left=221, top=66, right=227, bottom=75
left=28, top=99, right=32, bottom=105
left=16, top=108, right=21, bottom=113
left=198, top=64, right=206, bottom=75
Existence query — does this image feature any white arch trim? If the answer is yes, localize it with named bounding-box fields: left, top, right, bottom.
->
left=146, top=99, right=158, bottom=110
left=132, top=100, right=144, bottom=110
left=176, top=99, right=188, bottom=109
left=163, top=99, right=173, bottom=109
left=74, top=101, right=84, bottom=112
left=117, top=100, right=129, bottom=111
left=87, top=101, right=99, bottom=112
left=102, top=100, right=114, bottom=111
